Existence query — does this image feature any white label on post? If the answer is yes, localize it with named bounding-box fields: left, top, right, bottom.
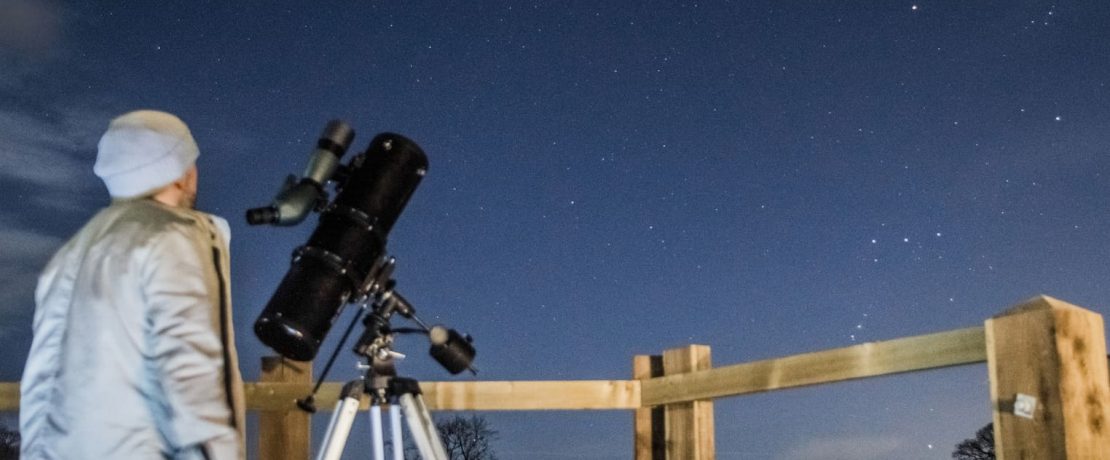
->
left=1014, top=393, right=1037, bottom=419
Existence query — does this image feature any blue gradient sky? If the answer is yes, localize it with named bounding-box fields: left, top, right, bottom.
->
left=2, top=1, right=1108, bottom=458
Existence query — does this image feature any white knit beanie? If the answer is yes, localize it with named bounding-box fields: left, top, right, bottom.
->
left=94, top=110, right=200, bottom=198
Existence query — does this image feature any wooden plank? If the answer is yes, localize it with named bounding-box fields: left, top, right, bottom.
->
left=246, top=381, right=342, bottom=411
left=257, top=357, right=312, bottom=460
left=663, top=345, right=714, bottom=460
left=4, top=328, right=988, bottom=414
left=641, top=327, right=986, bottom=407
left=986, top=296, right=1110, bottom=459
left=0, top=382, right=17, bottom=411
left=423, top=380, right=641, bottom=410
left=634, top=355, right=665, bottom=460
left=245, top=380, right=641, bottom=411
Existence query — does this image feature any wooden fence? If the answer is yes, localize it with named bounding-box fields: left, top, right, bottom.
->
left=3, top=295, right=1108, bottom=459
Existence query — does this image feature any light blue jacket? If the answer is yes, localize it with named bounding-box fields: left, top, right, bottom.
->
left=20, top=199, right=245, bottom=459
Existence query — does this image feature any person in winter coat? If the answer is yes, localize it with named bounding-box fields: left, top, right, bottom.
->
left=19, top=110, right=245, bottom=459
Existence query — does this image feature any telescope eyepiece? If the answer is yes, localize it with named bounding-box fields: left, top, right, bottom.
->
left=246, top=206, right=279, bottom=226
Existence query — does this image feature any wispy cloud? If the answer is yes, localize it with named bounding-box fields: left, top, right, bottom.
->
left=0, top=228, right=62, bottom=262
left=0, top=1, right=114, bottom=216
left=777, top=435, right=904, bottom=460
left=0, top=1, right=111, bottom=348
left=0, top=106, right=101, bottom=190
left=0, top=229, right=62, bottom=343
left=0, top=0, right=63, bottom=55
left=0, top=229, right=59, bottom=294
left=0, top=87, right=112, bottom=269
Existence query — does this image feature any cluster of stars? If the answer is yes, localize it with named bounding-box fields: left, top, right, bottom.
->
left=864, top=228, right=947, bottom=264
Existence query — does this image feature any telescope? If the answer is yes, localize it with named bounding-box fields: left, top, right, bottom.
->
left=248, top=120, right=474, bottom=375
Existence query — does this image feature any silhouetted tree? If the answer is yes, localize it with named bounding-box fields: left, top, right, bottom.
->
left=952, top=423, right=994, bottom=459
left=0, top=425, right=19, bottom=460
left=438, top=415, right=497, bottom=460
left=402, top=415, right=497, bottom=460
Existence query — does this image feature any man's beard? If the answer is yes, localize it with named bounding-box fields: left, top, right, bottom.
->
left=182, top=190, right=197, bottom=210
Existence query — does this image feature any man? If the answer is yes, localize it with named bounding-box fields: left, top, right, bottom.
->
left=20, top=110, right=245, bottom=459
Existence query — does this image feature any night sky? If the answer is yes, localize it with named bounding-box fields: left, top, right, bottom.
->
left=2, top=1, right=1109, bottom=459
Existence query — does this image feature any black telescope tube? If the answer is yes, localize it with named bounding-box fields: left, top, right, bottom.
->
left=254, top=133, right=429, bottom=361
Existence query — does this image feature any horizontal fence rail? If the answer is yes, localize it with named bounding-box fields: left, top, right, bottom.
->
left=0, top=327, right=986, bottom=412
left=641, top=326, right=987, bottom=406
left=245, top=380, right=641, bottom=411
left=0, top=383, right=14, bottom=412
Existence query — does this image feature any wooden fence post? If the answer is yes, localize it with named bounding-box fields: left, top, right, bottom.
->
left=985, top=296, right=1110, bottom=459
left=662, top=345, right=715, bottom=460
left=258, top=357, right=313, bottom=460
left=634, top=354, right=665, bottom=460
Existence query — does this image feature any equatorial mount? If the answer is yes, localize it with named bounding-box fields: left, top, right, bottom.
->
left=295, top=256, right=475, bottom=414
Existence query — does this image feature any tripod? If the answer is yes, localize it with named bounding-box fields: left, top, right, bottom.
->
left=316, top=350, right=447, bottom=460
left=297, top=258, right=475, bottom=460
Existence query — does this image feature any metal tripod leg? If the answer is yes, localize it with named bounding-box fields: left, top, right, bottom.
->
left=369, top=405, right=385, bottom=459
left=313, top=376, right=449, bottom=460
left=317, top=381, right=364, bottom=460
left=389, top=403, right=404, bottom=460
left=399, top=392, right=448, bottom=460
